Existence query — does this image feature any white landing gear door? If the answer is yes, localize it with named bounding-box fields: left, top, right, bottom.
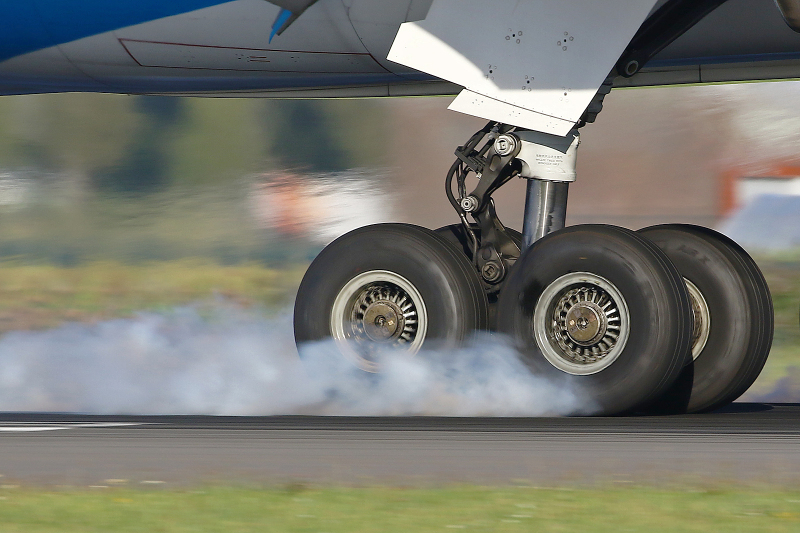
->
left=387, top=0, right=658, bottom=136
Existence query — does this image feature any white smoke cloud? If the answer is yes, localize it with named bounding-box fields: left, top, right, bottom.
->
left=0, top=302, right=591, bottom=416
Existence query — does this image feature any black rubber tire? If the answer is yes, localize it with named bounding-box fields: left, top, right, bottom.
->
left=496, top=225, right=692, bottom=415
left=638, top=224, right=773, bottom=414
left=294, top=224, right=490, bottom=366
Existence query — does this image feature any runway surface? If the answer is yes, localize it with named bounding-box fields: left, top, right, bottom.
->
left=1, top=403, right=799, bottom=487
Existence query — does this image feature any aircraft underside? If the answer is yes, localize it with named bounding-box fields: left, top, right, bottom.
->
left=3, top=0, right=800, bottom=97
left=1, top=0, right=796, bottom=414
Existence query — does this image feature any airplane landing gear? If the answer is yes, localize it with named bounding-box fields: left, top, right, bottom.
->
left=292, top=121, right=773, bottom=416
left=293, top=224, right=488, bottom=372
left=638, top=225, right=773, bottom=413
left=496, top=225, right=692, bottom=414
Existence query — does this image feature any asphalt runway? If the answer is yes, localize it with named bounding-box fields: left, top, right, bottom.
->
left=1, top=404, right=799, bottom=487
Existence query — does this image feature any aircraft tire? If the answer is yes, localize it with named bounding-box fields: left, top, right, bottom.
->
left=496, top=225, right=692, bottom=415
left=294, top=223, right=489, bottom=372
left=638, top=224, right=773, bottom=414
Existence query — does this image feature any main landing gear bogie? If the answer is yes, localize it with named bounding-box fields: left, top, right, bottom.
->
left=292, top=121, right=774, bottom=416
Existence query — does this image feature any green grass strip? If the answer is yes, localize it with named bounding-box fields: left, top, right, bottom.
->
left=0, top=260, right=304, bottom=333
left=0, top=485, right=799, bottom=532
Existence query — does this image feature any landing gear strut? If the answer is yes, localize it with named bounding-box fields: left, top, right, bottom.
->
left=293, top=120, right=773, bottom=415
left=522, top=179, right=569, bottom=248
left=442, top=123, right=581, bottom=286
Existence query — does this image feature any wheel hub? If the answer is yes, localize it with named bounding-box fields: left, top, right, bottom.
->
left=684, top=278, right=711, bottom=361
left=330, top=270, right=428, bottom=372
left=351, top=284, right=417, bottom=345
left=360, top=299, right=405, bottom=342
left=533, top=272, right=630, bottom=375
left=564, top=301, right=606, bottom=345
left=552, top=286, right=621, bottom=363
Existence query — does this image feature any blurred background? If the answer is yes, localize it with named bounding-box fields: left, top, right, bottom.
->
left=0, top=81, right=799, bottom=412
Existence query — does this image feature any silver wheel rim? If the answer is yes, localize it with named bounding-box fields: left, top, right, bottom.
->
left=685, top=278, right=711, bottom=361
left=533, top=272, right=631, bottom=376
left=330, top=270, right=428, bottom=372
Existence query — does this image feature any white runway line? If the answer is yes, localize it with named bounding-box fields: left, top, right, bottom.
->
left=0, top=422, right=143, bottom=432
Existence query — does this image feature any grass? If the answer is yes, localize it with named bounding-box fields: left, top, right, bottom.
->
left=0, top=260, right=304, bottom=334
left=760, top=262, right=800, bottom=347
left=744, top=261, right=800, bottom=398
left=0, top=485, right=798, bottom=532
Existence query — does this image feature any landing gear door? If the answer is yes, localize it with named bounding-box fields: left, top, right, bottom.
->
left=387, top=0, right=658, bottom=135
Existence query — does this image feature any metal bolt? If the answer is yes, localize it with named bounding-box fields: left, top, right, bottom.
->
left=460, top=196, right=479, bottom=213
left=494, top=134, right=518, bottom=157
left=481, top=261, right=503, bottom=283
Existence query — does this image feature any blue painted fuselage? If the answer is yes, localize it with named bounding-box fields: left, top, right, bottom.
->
left=0, top=1, right=234, bottom=64
left=0, top=0, right=424, bottom=96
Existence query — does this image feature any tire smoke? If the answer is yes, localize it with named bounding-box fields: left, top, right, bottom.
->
left=0, top=303, right=593, bottom=416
